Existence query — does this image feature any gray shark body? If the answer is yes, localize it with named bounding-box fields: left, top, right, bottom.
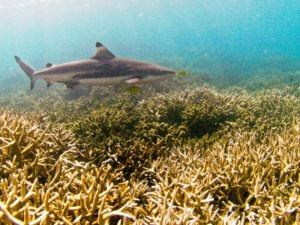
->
left=15, top=42, right=176, bottom=90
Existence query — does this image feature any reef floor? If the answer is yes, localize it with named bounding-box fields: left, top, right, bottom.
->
left=0, top=74, right=299, bottom=224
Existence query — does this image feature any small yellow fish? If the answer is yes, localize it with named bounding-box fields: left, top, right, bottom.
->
left=123, top=85, right=142, bottom=94
left=176, top=70, right=189, bottom=77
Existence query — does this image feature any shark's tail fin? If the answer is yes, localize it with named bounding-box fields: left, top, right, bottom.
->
left=15, top=56, right=36, bottom=90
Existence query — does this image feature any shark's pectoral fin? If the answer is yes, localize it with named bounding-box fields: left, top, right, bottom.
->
left=64, top=81, right=78, bottom=89
left=124, top=76, right=142, bottom=84
left=91, top=42, right=115, bottom=60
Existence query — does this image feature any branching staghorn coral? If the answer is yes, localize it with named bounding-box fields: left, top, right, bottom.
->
left=138, top=118, right=299, bottom=224
left=0, top=164, right=136, bottom=224
left=238, top=70, right=300, bottom=93
left=0, top=111, right=136, bottom=224
left=70, top=86, right=243, bottom=183
left=0, top=110, right=77, bottom=181
left=0, top=75, right=299, bottom=224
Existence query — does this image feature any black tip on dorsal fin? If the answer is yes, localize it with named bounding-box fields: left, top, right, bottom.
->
left=96, top=42, right=103, bottom=47
left=46, top=63, right=53, bottom=68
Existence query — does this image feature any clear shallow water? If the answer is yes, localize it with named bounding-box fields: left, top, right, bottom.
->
left=0, top=0, right=299, bottom=88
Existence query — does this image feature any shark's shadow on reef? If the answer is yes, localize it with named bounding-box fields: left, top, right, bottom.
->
left=62, top=86, right=92, bottom=100
left=188, top=114, right=237, bottom=138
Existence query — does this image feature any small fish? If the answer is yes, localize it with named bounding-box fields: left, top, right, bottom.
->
left=123, top=85, right=142, bottom=95
left=176, top=70, right=189, bottom=77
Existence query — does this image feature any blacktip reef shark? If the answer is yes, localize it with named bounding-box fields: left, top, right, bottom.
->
left=15, top=42, right=179, bottom=91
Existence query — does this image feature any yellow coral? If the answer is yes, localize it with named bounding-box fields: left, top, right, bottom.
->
left=0, top=76, right=299, bottom=224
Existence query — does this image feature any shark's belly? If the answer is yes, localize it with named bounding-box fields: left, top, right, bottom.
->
left=77, top=74, right=170, bottom=86
left=41, top=73, right=75, bottom=82
left=139, top=75, right=169, bottom=84
left=77, top=76, right=132, bottom=86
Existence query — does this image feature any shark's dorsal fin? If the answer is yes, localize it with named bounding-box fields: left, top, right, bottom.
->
left=92, top=42, right=115, bottom=60
left=45, top=63, right=53, bottom=68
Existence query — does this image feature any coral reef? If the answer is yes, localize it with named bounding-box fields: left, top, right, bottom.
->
left=0, top=111, right=135, bottom=224
left=0, top=74, right=299, bottom=224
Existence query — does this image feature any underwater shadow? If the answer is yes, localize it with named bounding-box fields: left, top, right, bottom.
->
left=187, top=114, right=237, bottom=138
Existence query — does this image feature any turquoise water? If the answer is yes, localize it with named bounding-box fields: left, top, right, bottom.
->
left=0, top=0, right=299, bottom=88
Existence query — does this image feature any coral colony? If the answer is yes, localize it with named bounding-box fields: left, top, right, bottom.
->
left=0, top=75, right=299, bottom=224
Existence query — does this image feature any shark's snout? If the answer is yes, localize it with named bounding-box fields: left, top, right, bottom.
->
left=161, top=68, right=176, bottom=76
left=166, top=69, right=176, bottom=75
left=152, top=65, right=176, bottom=76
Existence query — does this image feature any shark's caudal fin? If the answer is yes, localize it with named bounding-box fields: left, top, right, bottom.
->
left=15, top=56, right=37, bottom=90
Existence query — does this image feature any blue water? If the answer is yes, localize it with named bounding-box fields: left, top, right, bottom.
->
left=0, top=0, right=299, bottom=87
